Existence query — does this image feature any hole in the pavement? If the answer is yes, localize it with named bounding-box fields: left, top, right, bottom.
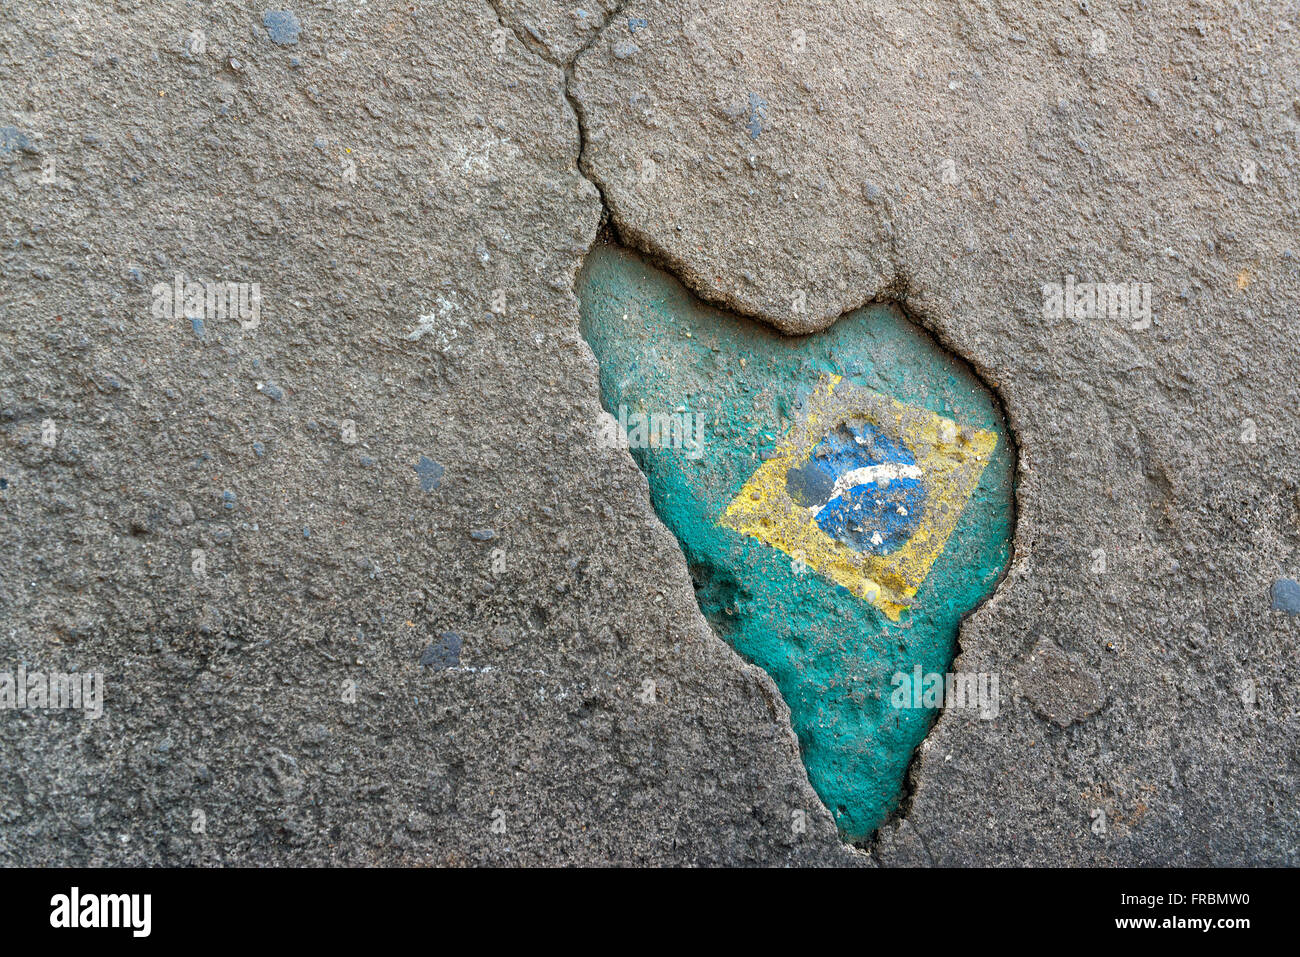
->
left=577, top=239, right=1018, bottom=844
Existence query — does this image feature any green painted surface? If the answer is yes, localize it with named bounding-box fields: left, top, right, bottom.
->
left=578, top=244, right=1015, bottom=841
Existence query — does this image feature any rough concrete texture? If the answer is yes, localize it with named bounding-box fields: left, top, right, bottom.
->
left=0, top=0, right=1295, bottom=867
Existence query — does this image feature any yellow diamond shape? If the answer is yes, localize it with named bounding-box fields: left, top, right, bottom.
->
left=718, top=375, right=997, bottom=620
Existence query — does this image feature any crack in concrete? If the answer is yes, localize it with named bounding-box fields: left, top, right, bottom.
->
left=486, top=0, right=625, bottom=217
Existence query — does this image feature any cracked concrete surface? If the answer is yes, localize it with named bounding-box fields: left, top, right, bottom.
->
left=1, top=0, right=1297, bottom=865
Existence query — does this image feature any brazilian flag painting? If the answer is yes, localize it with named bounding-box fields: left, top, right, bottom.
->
left=579, top=244, right=1015, bottom=841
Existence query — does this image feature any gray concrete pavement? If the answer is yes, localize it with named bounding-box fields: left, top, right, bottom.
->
left=1, top=0, right=1296, bottom=865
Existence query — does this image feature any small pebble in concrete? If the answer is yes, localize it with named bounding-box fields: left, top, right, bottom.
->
left=263, top=10, right=301, bottom=46
left=413, top=456, right=443, bottom=491
left=0, top=126, right=35, bottom=154
left=747, top=92, right=768, bottom=140
left=1271, top=578, right=1300, bottom=615
left=420, top=632, right=462, bottom=669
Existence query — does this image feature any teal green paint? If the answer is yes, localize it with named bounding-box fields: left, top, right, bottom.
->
left=578, top=245, right=1015, bottom=841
